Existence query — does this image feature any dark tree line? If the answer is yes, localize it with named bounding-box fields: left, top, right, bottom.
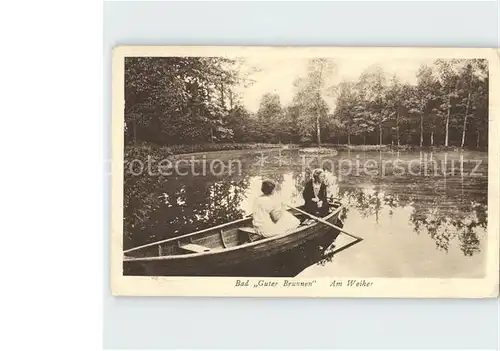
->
left=124, top=56, right=257, bottom=145
left=125, top=57, right=488, bottom=150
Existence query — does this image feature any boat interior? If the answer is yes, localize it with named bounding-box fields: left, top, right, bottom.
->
left=124, top=203, right=342, bottom=259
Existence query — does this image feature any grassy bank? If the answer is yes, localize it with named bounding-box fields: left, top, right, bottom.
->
left=125, top=142, right=484, bottom=159
left=126, top=142, right=300, bottom=156
left=301, top=144, right=484, bottom=152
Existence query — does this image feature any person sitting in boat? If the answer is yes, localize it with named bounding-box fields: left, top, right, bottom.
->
left=302, top=168, right=329, bottom=217
left=252, top=179, right=301, bottom=238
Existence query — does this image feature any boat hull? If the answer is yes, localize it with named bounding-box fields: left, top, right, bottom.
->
left=123, top=205, right=343, bottom=276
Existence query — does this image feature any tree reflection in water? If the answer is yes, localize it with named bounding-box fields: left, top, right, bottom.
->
left=337, top=184, right=487, bottom=257
left=124, top=149, right=488, bottom=275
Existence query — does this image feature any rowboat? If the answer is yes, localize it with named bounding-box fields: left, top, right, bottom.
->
left=123, top=202, right=344, bottom=276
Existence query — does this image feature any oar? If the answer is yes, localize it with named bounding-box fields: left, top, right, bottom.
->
left=287, top=204, right=363, bottom=241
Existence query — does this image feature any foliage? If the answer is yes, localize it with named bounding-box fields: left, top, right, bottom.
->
left=327, top=59, right=488, bottom=149
left=125, top=57, right=488, bottom=150
left=125, top=56, right=254, bottom=145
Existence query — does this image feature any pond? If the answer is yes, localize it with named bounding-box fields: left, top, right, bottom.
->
left=125, top=148, right=488, bottom=278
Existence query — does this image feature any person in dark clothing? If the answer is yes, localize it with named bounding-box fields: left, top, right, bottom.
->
left=302, top=169, right=330, bottom=217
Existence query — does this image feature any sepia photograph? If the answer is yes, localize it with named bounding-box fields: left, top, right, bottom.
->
left=111, top=46, right=499, bottom=298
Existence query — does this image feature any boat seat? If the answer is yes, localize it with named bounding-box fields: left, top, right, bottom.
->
left=238, top=227, right=257, bottom=235
left=180, top=243, right=211, bottom=253
left=238, top=227, right=262, bottom=243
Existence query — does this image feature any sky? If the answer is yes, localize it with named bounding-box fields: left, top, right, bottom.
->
left=235, top=57, right=436, bottom=113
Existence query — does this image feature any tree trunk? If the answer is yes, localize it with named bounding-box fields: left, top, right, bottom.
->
left=396, top=109, right=400, bottom=147
left=445, top=93, right=451, bottom=147
left=476, top=130, right=480, bottom=148
left=316, top=64, right=324, bottom=149
left=363, top=133, right=366, bottom=145
left=228, top=90, right=234, bottom=110
left=445, top=80, right=460, bottom=147
left=379, top=123, right=383, bottom=146
left=220, top=83, right=225, bottom=110
left=420, top=113, right=424, bottom=148
left=348, top=132, right=351, bottom=145
left=316, top=113, right=321, bottom=148
left=430, top=131, right=434, bottom=147
left=461, top=91, right=472, bottom=148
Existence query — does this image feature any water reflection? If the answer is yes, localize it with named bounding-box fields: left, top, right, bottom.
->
left=338, top=186, right=486, bottom=256
left=124, top=149, right=488, bottom=275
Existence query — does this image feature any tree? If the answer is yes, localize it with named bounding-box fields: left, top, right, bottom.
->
left=470, top=60, right=489, bottom=149
left=434, top=59, right=461, bottom=147
left=351, top=67, right=386, bottom=145
left=456, top=59, right=488, bottom=148
left=124, top=57, right=255, bottom=145
left=406, top=64, right=439, bottom=147
left=333, top=81, right=358, bottom=144
left=291, top=58, right=337, bottom=147
left=385, top=76, right=405, bottom=146
left=368, top=67, right=389, bottom=145
left=256, top=93, right=284, bottom=143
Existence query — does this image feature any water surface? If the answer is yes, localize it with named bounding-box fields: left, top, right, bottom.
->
left=128, top=148, right=488, bottom=278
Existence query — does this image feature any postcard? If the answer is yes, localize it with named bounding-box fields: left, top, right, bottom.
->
left=110, top=46, right=499, bottom=298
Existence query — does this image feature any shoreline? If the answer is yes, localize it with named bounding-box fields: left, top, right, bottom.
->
left=124, top=142, right=487, bottom=158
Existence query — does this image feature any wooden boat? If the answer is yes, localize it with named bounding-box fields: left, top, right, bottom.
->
left=123, top=202, right=344, bottom=276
